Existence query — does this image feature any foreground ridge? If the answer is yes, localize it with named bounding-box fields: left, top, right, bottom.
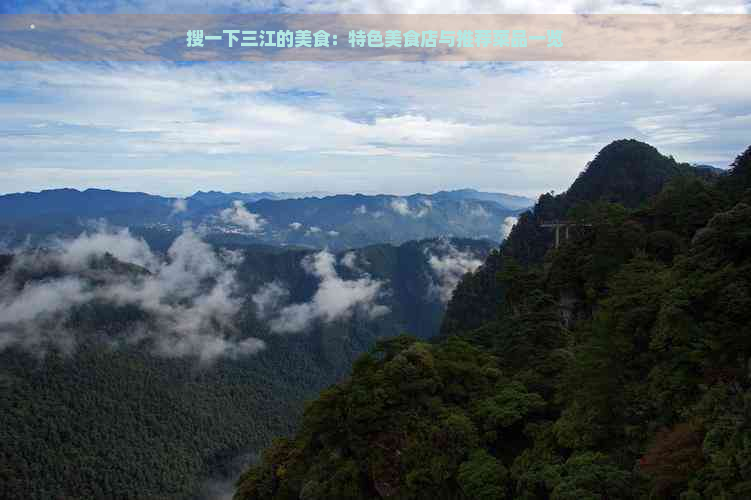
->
left=236, top=141, right=751, bottom=500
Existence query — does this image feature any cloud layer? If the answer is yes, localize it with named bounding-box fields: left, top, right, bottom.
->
left=252, top=250, right=389, bottom=333
left=171, top=198, right=188, bottom=215
left=0, top=225, right=265, bottom=362
left=219, top=201, right=267, bottom=232
left=502, top=216, right=518, bottom=240
left=3, top=59, right=750, bottom=198
left=390, top=198, right=432, bottom=218
left=425, top=240, right=484, bottom=303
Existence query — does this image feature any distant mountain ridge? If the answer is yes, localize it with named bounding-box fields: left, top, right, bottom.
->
left=187, top=190, right=336, bottom=207
left=428, top=189, right=535, bottom=210
left=0, top=188, right=170, bottom=221
left=0, top=187, right=531, bottom=214
left=0, top=188, right=532, bottom=251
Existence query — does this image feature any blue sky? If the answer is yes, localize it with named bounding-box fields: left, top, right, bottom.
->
left=2, top=0, right=751, bottom=197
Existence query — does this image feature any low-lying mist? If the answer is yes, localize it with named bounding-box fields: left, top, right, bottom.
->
left=0, top=224, right=265, bottom=362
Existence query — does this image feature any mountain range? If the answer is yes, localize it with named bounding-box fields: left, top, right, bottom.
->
left=2, top=138, right=744, bottom=500
left=0, top=188, right=532, bottom=252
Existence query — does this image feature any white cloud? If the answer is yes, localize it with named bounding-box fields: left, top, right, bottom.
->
left=219, top=200, right=266, bottom=233
left=390, top=198, right=411, bottom=216
left=468, top=204, right=490, bottom=218
left=0, top=277, right=87, bottom=355
left=353, top=205, right=367, bottom=215
left=3, top=60, right=751, bottom=197
left=268, top=251, right=388, bottom=333
left=52, top=223, right=159, bottom=271
left=0, top=277, right=92, bottom=333
left=327, top=230, right=339, bottom=237
left=426, top=241, right=484, bottom=303
left=417, top=201, right=432, bottom=217
left=306, top=226, right=322, bottom=235
left=340, top=251, right=370, bottom=273
left=289, top=222, right=303, bottom=230
left=501, top=216, right=518, bottom=240
left=251, top=280, right=289, bottom=320
left=389, top=197, right=432, bottom=218
left=0, top=226, right=265, bottom=362
left=171, top=198, right=188, bottom=215
left=340, top=251, right=358, bottom=270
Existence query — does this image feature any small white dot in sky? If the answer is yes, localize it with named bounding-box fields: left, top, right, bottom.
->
left=30, top=24, right=35, bottom=29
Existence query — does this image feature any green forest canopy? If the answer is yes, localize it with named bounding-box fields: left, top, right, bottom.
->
left=236, top=141, right=751, bottom=500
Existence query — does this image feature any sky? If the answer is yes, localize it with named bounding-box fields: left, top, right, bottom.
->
left=1, top=0, right=751, bottom=198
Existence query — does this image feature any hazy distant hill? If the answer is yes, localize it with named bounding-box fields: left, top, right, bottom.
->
left=232, top=193, right=523, bottom=250
left=0, top=188, right=531, bottom=251
left=429, top=188, right=535, bottom=210
left=0, top=188, right=173, bottom=223
left=187, top=190, right=334, bottom=207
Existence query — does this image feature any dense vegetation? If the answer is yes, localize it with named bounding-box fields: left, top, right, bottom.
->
left=1, top=238, right=491, bottom=499
left=236, top=140, right=751, bottom=499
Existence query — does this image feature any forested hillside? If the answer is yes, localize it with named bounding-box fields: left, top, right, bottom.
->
left=0, top=238, right=492, bottom=499
left=236, top=140, right=751, bottom=499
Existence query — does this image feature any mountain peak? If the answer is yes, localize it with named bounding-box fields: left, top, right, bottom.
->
left=564, top=139, right=683, bottom=208
left=598, top=138, right=659, bottom=154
